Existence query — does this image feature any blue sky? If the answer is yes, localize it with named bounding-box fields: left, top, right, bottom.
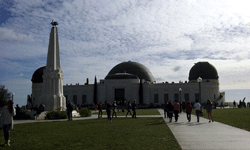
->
left=0, top=0, right=249, bottom=106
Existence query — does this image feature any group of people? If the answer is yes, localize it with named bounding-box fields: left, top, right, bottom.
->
left=163, top=99, right=214, bottom=123
left=97, top=100, right=137, bottom=122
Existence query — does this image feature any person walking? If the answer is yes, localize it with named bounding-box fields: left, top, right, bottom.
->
left=167, top=100, right=174, bottom=122
left=206, top=99, right=214, bottom=123
left=112, top=101, right=117, bottom=118
left=163, top=100, right=168, bottom=118
left=132, top=100, right=137, bottom=118
left=173, top=100, right=180, bottom=122
left=106, top=101, right=112, bottom=122
left=98, top=102, right=102, bottom=118
left=0, top=100, right=16, bottom=146
left=126, top=101, right=132, bottom=117
left=182, top=100, right=186, bottom=113
left=186, top=102, right=192, bottom=122
left=194, top=100, right=201, bottom=122
left=66, top=102, right=73, bottom=121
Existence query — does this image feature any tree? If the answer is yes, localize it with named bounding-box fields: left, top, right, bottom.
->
left=0, top=85, right=12, bottom=107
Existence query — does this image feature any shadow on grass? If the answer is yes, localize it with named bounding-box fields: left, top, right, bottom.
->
left=167, top=122, right=206, bottom=126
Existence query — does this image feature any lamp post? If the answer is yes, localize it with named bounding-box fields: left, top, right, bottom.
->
left=179, top=88, right=182, bottom=103
left=197, top=77, right=202, bottom=103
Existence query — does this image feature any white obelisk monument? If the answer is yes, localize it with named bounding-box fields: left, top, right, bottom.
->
left=39, top=20, right=66, bottom=111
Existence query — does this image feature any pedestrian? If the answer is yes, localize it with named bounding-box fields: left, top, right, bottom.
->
left=186, top=102, right=192, bottom=122
left=194, top=100, right=201, bottom=122
left=106, top=101, right=112, bottom=122
left=206, top=99, right=214, bottom=123
left=15, top=104, right=20, bottom=119
left=0, top=100, right=16, bottom=146
left=66, top=102, right=73, bottom=121
left=173, top=100, right=180, bottom=122
left=132, top=100, right=137, bottom=118
left=167, top=100, right=174, bottom=122
left=182, top=100, right=186, bottom=113
left=163, top=100, right=168, bottom=118
left=98, top=102, right=102, bottom=118
left=112, top=101, right=117, bottom=118
left=233, top=100, right=236, bottom=108
left=126, top=101, right=132, bottom=117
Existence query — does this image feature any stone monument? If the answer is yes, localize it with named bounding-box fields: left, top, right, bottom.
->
left=38, top=20, right=66, bottom=111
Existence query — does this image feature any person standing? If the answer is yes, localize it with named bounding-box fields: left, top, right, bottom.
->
left=98, top=102, right=102, bottom=118
left=163, top=100, right=168, bottom=118
left=106, top=101, right=112, bottom=122
left=66, top=102, right=73, bottom=121
left=194, top=100, right=201, bottom=122
left=0, top=100, right=16, bottom=146
left=173, top=100, right=180, bottom=122
left=167, top=100, right=174, bottom=122
left=206, top=99, right=214, bottom=123
left=186, top=102, right=192, bottom=122
left=112, top=101, right=117, bottom=118
left=132, top=100, right=137, bottom=118
left=126, top=101, right=132, bottom=117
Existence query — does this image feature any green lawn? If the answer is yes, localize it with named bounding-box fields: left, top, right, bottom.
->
left=93, top=109, right=160, bottom=116
left=192, top=107, right=250, bottom=131
left=0, top=118, right=181, bottom=150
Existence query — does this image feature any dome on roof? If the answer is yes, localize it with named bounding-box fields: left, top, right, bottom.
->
left=31, top=66, right=46, bottom=83
left=105, top=73, right=139, bottom=80
left=105, top=61, right=155, bottom=82
left=189, top=62, right=219, bottom=81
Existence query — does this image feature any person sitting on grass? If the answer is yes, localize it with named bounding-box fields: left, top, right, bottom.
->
left=126, top=101, right=132, bottom=117
left=206, top=99, right=214, bottom=123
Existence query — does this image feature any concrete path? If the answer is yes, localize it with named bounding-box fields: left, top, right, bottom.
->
left=158, top=109, right=250, bottom=150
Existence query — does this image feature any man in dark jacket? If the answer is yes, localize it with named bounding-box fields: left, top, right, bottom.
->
left=98, top=102, right=102, bottom=118
left=66, top=102, right=73, bottom=120
left=132, top=100, right=137, bottom=118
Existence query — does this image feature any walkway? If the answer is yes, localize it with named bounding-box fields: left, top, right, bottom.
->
left=158, top=109, right=250, bottom=150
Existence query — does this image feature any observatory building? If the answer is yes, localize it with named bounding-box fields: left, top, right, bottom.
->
left=28, top=22, right=225, bottom=110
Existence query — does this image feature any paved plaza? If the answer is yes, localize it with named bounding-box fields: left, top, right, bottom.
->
left=12, top=109, right=250, bottom=150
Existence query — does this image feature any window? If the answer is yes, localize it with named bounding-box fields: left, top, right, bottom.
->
left=164, top=94, right=169, bottom=102
left=174, top=93, right=179, bottom=101
left=184, top=93, right=189, bottom=102
left=82, top=95, right=86, bottom=104
left=73, top=95, right=77, bottom=104
left=154, top=94, right=159, bottom=103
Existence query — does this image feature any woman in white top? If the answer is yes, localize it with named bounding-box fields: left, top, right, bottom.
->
left=0, top=100, right=15, bottom=146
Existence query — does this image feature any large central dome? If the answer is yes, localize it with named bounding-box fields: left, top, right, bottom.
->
left=105, top=61, right=155, bottom=82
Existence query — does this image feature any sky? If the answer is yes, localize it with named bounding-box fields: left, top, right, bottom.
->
left=0, top=0, right=249, bottom=106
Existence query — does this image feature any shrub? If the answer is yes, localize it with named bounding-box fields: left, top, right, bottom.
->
left=45, top=111, right=67, bottom=120
left=14, top=109, right=31, bottom=120
left=79, top=107, right=91, bottom=117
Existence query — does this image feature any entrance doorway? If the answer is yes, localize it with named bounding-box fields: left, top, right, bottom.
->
left=115, top=89, right=125, bottom=104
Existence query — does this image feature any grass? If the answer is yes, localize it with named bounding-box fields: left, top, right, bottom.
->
left=192, top=107, right=250, bottom=131
left=0, top=118, right=181, bottom=150
left=93, top=109, right=160, bottom=116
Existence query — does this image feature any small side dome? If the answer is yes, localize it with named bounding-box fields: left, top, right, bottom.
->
left=31, top=66, right=46, bottom=83
left=105, top=61, right=155, bottom=82
left=189, top=62, right=218, bottom=80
